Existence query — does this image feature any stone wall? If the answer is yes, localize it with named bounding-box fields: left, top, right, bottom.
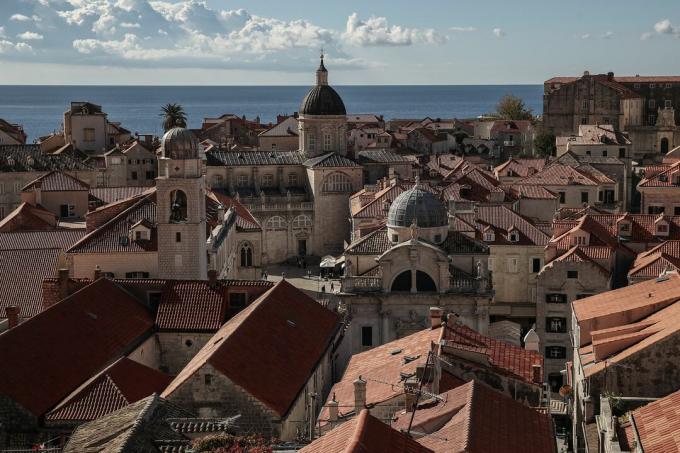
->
left=71, top=252, right=158, bottom=279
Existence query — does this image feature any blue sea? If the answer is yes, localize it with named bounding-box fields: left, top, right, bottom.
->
left=0, top=85, right=543, bottom=141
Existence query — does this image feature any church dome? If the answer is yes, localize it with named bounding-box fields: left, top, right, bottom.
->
left=387, top=185, right=448, bottom=228
left=161, top=127, right=199, bottom=160
left=299, top=55, right=346, bottom=116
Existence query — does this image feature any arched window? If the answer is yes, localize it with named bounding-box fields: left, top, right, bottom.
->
left=661, top=137, right=670, bottom=154
left=240, top=243, right=253, bottom=267
left=292, top=215, right=312, bottom=229
left=169, top=190, right=188, bottom=222
left=322, top=172, right=352, bottom=193
left=265, top=216, right=287, bottom=230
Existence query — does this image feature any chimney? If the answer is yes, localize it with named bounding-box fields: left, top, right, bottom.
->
left=532, top=364, right=542, bottom=384
left=353, top=376, right=367, bottom=414
left=217, top=204, right=225, bottom=222
left=5, top=306, right=20, bottom=329
left=404, top=378, right=418, bottom=412
left=607, top=71, right=614, bottom=81
left=58, top=268, right=70, bottom=301
left=430, top=306, right=444, bottom=328
left=93, top=265, right=102, bottom=281
left=328, top=393, right=339, bottom=423
left=208, top=269, right=218, bottom=289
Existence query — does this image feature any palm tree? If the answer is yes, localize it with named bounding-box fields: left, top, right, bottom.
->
left=160, top=103, right=187, bottom=131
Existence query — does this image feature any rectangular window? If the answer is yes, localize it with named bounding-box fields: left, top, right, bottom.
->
left=546, top=293, right=567, bottom=304
left=649, top=115, right=656, bottom=125
left=323, top=134, right=332, bottom=151
left=581, top=117, right=588, bottom=125
left=237, top=174, right=248, bottom=187
left=634, top=83, right=640, bottom=89
left=581, top=100, right=588, bottom=111
left=602, top=150, right=607, bottom=157
left=559, top=192, right=566, bottom=204
left=361, top=326, right=373, bottom=347
left=288, top=173, right=298, bottom=186
left=229, top=292, right=247, bottom=315
left=619, top=148, right=626, bottom=158
left=508, top=256, right=519, bottom=274
left=125, top=271, right=150, bottom=279
left=262, top=174, right=274, bottom=187
left=392, top=234, right=399, bottom=242
left=111, top=157, right=121, bottom=165
left=175, top=232, right=181, bottom=242
left=532, top=258, right=542, bottom=273
left=675, top=206, right=680, bottom=215
left=145, top=171, right=154, bottom=180
left=60, top=204, right=75, bottom=218
left=131, top=171, right=138, bottom=180
left=648, top=205, right=665, bottom=214
left=204, top=374, right=213, bottom=386
left=666, top=83, right=672, bottom=89
left=83, top=128, right=96, bottom=142
left=666, top=100, right=673, bottom=108
left=308, top=134, right=316, bottom=151
left=546, top=317, right=567, bottom=333
left=581, top=192, right=589, bottom=203
left=649, top=99, right=656, bottom=108
left=650, top=83, right=656, bottom=89
left=135, top=231, right=142, bottom=240
left=567, top=270, right=578, bottom=279
left=545, top=346, right=567, bottom=359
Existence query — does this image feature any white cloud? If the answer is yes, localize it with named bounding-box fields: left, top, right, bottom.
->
left=0, top=27, right=5, bottom=39
left=581, top=33, right=591, bottom=40
left=449, top=26, right=477, bottom=32
left=343, top=12, right=446, bottom=46
left=10, top=14, right=31, bottom=22
left=120, top=22, right=140, bottom=28
left=0, top=39, right=32, bottom=53
left=493, top=28, right=505, bottom=38
left=17, top=31, right=43, bottom=40
left=601, top=31, right=613, bottom=39
left=648, top=19, right=680, bottom=38
left=641, top=32, right=653, bottom=40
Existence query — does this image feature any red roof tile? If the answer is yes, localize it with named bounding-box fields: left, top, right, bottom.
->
left=638, top=161, right=680, bottom=188
left=45, top=357, right=172, bottom=423
left=442, top=323, right=544, bottom=384
left=301, top=409, right=433, bottom=453
left=0, top=202, right=58, bottom=232
left=163, top=280, right=340, bottom=417
left=89, top=186, right=150, bottom=205
left=630, top=387, right=680, bottom=453
left=455, top=205, right=549, bottom=246
left=0, top=278, right=154, bottom=416
left=518, top=163, right=614, bottom=186
left=392, top=381, right=556, bottom=453
left=629, top=241, right=680, bottom=279
left=22, top=171, right=90, bottom=192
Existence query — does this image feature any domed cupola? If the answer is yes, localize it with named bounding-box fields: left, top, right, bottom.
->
left=299, top=54, right=346, bottom=116
left=387, top=180, right=449, bottom=244
left=161, top=127, right=199, bottom=160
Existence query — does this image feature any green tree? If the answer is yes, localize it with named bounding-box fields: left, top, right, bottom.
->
left=533, top=128, right=556, bottom=157
left=160, top=103, right=187, bottom=131
left=495, top=95, right=534, bottom=120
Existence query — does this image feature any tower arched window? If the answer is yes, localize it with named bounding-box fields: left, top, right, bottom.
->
left=265, top=216, right=287, bottom=230
left=308, top=134, right=316, bottom=151
left=240, top=243, right=253, bottom=267
left=322, top=172, right=352, bottom=193
left=292, top=215, right=312, bottom=229
left=169, top=190, right=188, bottom=222
left=323, top=133, right=332, bottom=151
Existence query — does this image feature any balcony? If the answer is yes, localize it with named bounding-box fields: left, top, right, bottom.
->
left=341, top=276, right=382, bottom=293
left=242, top=201, right=314, bottom=212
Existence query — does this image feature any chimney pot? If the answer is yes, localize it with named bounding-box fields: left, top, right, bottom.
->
left=532, top=364, right=542, bottom=384
left=5, top=306, right=20, bottom=329
left=94, top=265, right=102, bottom=281
left=328, top=394, right=339, bottom=422
left=353, top=376, right=367, bottom=415
left=430, top=306, right=444, bottom=328
left=58, top=268, right=70, bottom=301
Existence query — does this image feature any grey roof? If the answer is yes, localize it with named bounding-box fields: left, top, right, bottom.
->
left=303, top=152, right=359, bottom=168
left=0, top=145, right=95, bottom=172
left=259, top=116, right=299, bottom=137
left=358, top=149, right=411, bottom=164
left=207, top=150, right=305, bottom=166
left=387, top=185, right=448, bottom=228
left=300, top=85, right=346, bottom=116
left=161, top=127, right=199, bottom=160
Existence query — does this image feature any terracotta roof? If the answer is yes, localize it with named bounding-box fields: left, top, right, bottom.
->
left=321, top=328, right=442, bottom=421
left=45, top=357, right=172, bottom=423
left=209, top=190, right=261, bottom=230
left=301, top=409, right=433, bottom=453
left=304, top=152, right=360, bottom=168
left=441, top=323, right=544, bottom=384
left=89, top=186, right=150, bottom=205
left=0, top=144, right=94, bottom=172
left=490, top=120, right=532, bottom=134
left=0, top=229, right=83, bottom=250
left=391, top=380, right=556, bottom=453
left=346, top=227, right=391, bottom=255
left=0, top=278, right=153, bottom=416
left=518, top=163, right=614, bottom=186
left=495, top=158, right=547, bottom=178
left=0, top=202, right=58, bottom=233
left=544, top=246, right=610, bottom=276
left=629, top=387, right=680, bottom=453
left=22, top=171, right=90, bottom=192
left=455, top=205, right=550, bottom=246
left=353, top=184, right=408, bottom=219
left=629, top=241, right=680, bottom=279
left=163, top=280, right=340, bottom=417
left=638, top=161, right=680, bottom=188
left=156, top=280, right=272, bottom=331
left=504, top=184, right=557, bottom=200
left=357, top=149, right=411, bottom=164
left=258, top=116, right=299, bottom=137
left=207, top=150, right=305, bottom=166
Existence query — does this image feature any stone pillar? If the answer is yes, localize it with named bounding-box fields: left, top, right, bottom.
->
left=227, top=168, right=234, bottom=195
left=277, top=167, right=285, bottom=194
left=381, top=309, right=391, bottom=343
left=252, top=167, right=260, bottom=195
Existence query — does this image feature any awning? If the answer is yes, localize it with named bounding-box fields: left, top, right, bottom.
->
left=320, top=255, right=337, bottom=268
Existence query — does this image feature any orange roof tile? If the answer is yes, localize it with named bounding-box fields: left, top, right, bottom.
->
left=630, top=388, right=680, bottom=453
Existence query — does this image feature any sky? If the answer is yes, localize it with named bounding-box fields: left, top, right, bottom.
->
left=0, top=0, right=679, bottom=85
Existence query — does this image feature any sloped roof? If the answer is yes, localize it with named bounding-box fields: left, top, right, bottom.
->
left=22, top=171, right=90, bottom=192
left=258, top=116, right=299, bottom=137
left=638, top=161, right=680, bottom=188
left=495, top=158, right=547, bottom=178
left=392, top=381, right=556, bottom=453
left=357, top=149, right=411, bottom=164
left=0, top=144, right=94, bottom=172
left=441, top=322, right=544, bottom=384
left=209, top=190, right=261, bottom=230
left=544, top=246, right=610, bottom=276
left=628, top=387, right=680, bottom=453
left=629, top=241, right=680, bottom=279
left=0, top=278, right=154, bottom=416
left=0, top=202, right=58, bottom=232
left=45, top=357, right=172, bottom=423
left=304, top=152, right=360, bottom=168
left=455, top=205, right=550, bottom=246
left=89, top=186, right=150, bottom=206
left=63, top=394, right=192, bottom=453
left=345, top=227, right=391, bottom=255
left=162, top=280, right=340, bottom=417
left=156, top=280, right=273, bottom=331
left=207, top=150, right=305, bottom=166
left=518, top=163, right=614, bottom=186
left=300, top=409, right=433, bottom=453
left=353, top=183, right=408, bottom=219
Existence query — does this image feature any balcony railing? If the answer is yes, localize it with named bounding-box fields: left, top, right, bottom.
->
left=341, top=276, right=382, bottom=292
left=242, top=201, right=314, bottom=212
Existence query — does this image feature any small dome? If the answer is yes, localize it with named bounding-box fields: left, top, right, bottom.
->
left=387, top=186, right=448, bottom=228
left=161, top=127, right=199, bottom=160
left=300, top=85, right=346, bottom=116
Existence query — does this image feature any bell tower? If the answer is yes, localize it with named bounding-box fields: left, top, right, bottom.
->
left=156, top=127, right=207, bottom=280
